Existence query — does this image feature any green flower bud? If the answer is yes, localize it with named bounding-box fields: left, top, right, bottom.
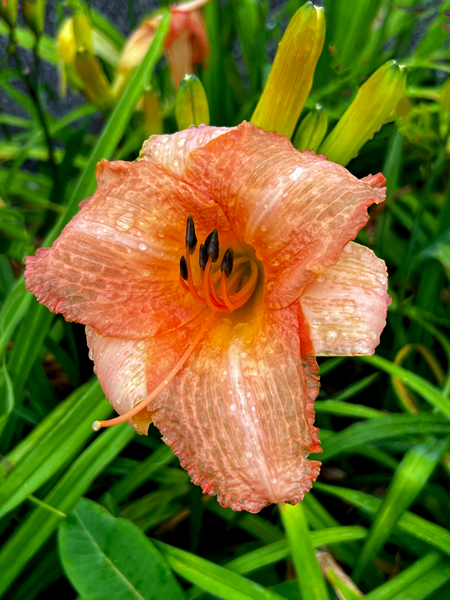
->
left=74, top=49, right=112, bottom=109
left=22, top=0, right=46, bottom=36
left=175, top=74, right=210, bottom=130
left=293, top=104, right=328, bottom=152
left=320, top=61, right=406, bottom=166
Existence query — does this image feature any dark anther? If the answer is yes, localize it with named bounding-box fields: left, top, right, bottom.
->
left=186, top=215, right=197, bottom=255
left=205, top=228, right=219, bottom=263
left=221, top=247, right=234, bottom=278
left=180, top=256, right=188, bottom=280
left=199, top=243, right=208, bottom=269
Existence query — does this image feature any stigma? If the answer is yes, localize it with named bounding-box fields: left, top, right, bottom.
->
left=179, top=216, right=259, bottom=313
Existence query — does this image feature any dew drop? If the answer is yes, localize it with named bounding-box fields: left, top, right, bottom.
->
left=317, top=275, right=326, bottom=283
left=261, top=225, right=268, bottom=232
left=352, top=341, right=370, bottom=354
left=246, top=451, right=253, bottom=458
left=162, top=136, right=169, bottom=144
left=158, top=230, right=165, bottom=238
left=230, top=404, right=236, bottom=412
left=368, top=330, right=377, bottom=340
left=326, top=330, right=338, bottom=342
left=173, top=158, right=179, bottom=168
left=177, top=137, right=186, bottom=148
left=138, top=242, right=147, bottom=251
left=240, top=352, right=248, bottom=359
left=116, top=212, right=134, bottom=231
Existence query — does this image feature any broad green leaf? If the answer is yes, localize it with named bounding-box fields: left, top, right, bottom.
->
left=59, top=497, right=185, bottom=600
left=154, top=539, right=286, bottom=600
left=280, top=503, right=330, bottom=600
left=0, top=424, right=134, bottom=597
left=353, top=437, right=448, bottom=581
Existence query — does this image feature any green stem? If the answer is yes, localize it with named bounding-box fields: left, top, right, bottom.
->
left=8, top=25, right=59, bottom=190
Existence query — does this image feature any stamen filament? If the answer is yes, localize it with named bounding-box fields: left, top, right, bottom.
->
left=185, top=244, right=206, bottom=304
left=208, top=264, right=228, bottom=311
left=202, top=256, right=225, bottom=311
left=93, top=310, right=217, bottom=431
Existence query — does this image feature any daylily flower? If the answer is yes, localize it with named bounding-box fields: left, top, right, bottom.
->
left=25, top=122, right=390, bottom=513
left=113, top=0, right=210, bottom=96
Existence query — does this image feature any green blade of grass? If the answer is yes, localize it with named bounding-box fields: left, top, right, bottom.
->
left=352, top=437, right=448, bottom=581
left=280, top=502, right=331, bottom=600
left=364, top=552, right=442, bottom=600
left=314, top=482, right=450, bottom=558
left=318, top=413, right=450, bottom=462
left=314, top=400, right=385, bottom=420
left=360, top=354, right=450, bottom=418
left=0, top=379, right=112, bottom=519
left=154, top=539, right=287, bottom=600
left=0, top=423, right=135, bottom=598
left=45, top=10, right=170, bottom=246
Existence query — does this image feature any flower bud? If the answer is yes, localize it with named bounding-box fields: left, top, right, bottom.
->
left=143, top=86, right=163, bottom=136
left=293, top=104, right=328, bottom=152
left=22, top=0, right=46, bottom=36
left=320, top=60, right=406, bottom=166
left=251, top=2, right=325, bottom=139
left=73, top=9, right=94, bottom=54
left=57, top=17, right=76, bottom=66
left=175, top=74, right=210, bottom=130
left=74, top=49, right=112, bottom=109
left=0, top=0, right=18, bottom=27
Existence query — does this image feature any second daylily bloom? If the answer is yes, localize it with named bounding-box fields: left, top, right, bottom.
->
left=114, top=0, right=210, bottom=96
left=25, top=122, right=389, bottom=513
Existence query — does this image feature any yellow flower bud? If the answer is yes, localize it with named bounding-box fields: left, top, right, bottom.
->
left=320, top=61, right=406, bottom=166
left=73, top=9, right=94, bottom=54
left=57, top=18, right=76, bottom=66
left=175, top=74, right=210, bottom=130
left=22, top=0, right=46, bottom=36
left=74, top=49, right=112, bottom=110
left=251, top=2, right=325, bottom=139
left=293, top=104, right=328, bottom=152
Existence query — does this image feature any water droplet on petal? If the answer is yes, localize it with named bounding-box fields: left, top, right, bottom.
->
left=368, top=330, right=377, bottom=340
left=230, top=404, right=236, bottom=411
left=138, top=243, right=147, bottom=250
left=177, top=138, right=186, bottom=148
left=173, top=158, right=179, bottom=167
left=246, top=451, right=253, bottom=458
left=261, top=225, right=268, bottom=232
left=317, top=275, right=326, bottom=283
left=326, top=330, right=338, bottom=342
left=352, top=341, right=370, bottom=354
left=116, top=213, right=134, bottom=231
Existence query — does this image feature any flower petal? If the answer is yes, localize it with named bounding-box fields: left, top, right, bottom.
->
left=85, top=326, right=152, bottom=434
left=300, top=242, right=391, bottom=356
left=137, top=303, right=321, bottom=513
left=139, top=125, right=233, bottom=178
left=25, top=159, right=238, bottom=338
left=183, top=121, right=386, bottom=308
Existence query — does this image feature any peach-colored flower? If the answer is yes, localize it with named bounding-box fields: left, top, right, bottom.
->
left=114, top=0, right=209, bottom=95
left=25, top=122, right=390, bottom=513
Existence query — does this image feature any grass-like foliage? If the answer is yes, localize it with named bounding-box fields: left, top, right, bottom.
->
left=1, top=0, right=450, bottom=598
